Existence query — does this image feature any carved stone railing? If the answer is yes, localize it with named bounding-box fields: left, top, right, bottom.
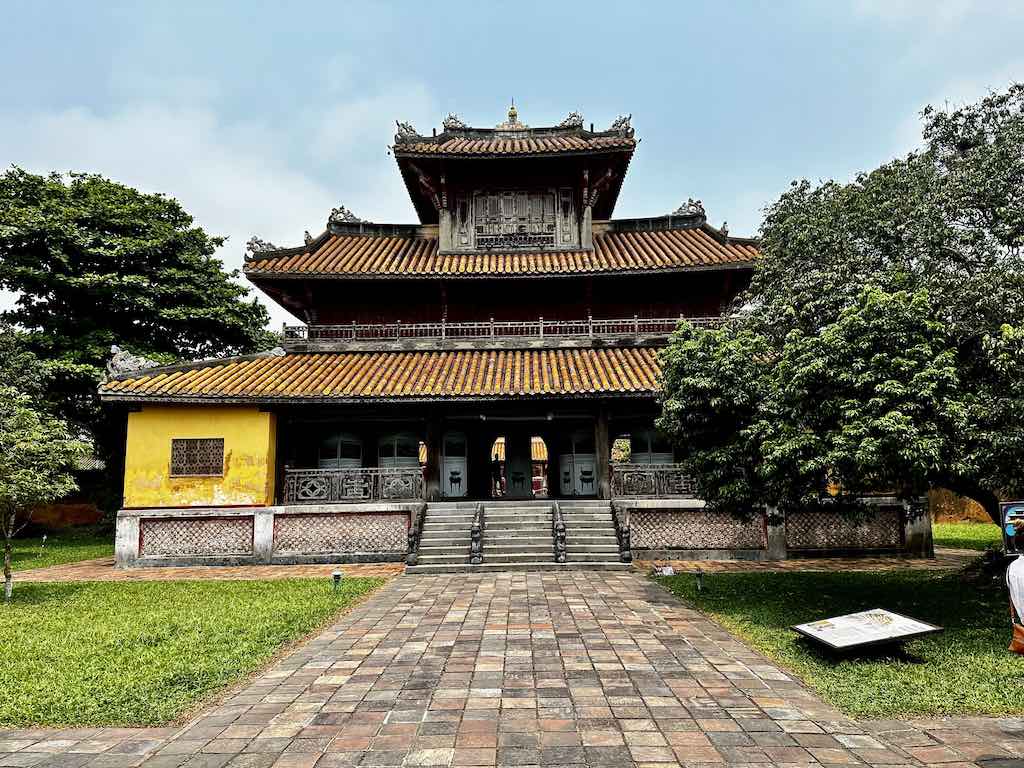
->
left=282, top=315, right=726, bottom=348
left=610, top=463, right=698, bottom=498
left=610, top=502, right=632, bottom=563
left=552, top=502, right=567, bottom=563
left=405, top=502, right=426, bottom=566
left=469, top=503, right=485, bottom=565
left=284, top=467, right=424, bottom=504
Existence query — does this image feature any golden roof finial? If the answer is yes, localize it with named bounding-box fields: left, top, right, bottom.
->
left=508, top=99, right=518, bottom=125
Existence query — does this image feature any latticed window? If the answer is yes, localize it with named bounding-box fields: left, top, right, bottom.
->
left=170, top=438, right=224, bottom=476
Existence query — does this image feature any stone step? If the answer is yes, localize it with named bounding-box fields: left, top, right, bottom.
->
left=566, top=545, right=620, bottom=554
left=405, top=561, right=631, bottom=574
left=481, top=552, right=559, bottom=562
left=485, top=544, right=552, bottom=554
left=566, top=551, right=623, bottom=562
left=416, top=553, right=471, bottom=564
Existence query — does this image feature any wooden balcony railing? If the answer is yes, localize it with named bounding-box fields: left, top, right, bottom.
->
left=282, top=315, right=726, bottom=347
left=610, top=463, right=698, bottom=498
left=284, top=467, right=425, bottom=503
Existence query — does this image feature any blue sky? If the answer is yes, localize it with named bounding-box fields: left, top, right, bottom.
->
left=1, top=0, right=1021, bottom=325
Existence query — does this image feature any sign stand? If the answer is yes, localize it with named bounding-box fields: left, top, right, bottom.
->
left=791, top=609, right=942, bottom=652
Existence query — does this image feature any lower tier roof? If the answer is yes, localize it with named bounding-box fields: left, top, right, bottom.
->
left=99, top=348, right=661, bottom=404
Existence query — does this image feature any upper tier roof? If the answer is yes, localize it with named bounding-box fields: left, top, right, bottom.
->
left=391, top=107, right=636, bottom=159
left=244, top=216, right=757, bottom=280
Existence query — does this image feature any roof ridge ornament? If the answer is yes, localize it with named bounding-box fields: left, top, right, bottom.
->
left=672, top=198, right=705, bottom=218
left=245, top=236, right=277, bottom=257
left=394, top=120, right=417, bottom=142
left=609, top=114, right=633, bottom=134
left=558, top=111, right=584, bottom=129
left=495, top=101, right=528, bottom=131
left=106, top=345, right=161, bottom=378
left=328, top=205, right=364, bottom=225
left=442, top=113, right=467, bottom=131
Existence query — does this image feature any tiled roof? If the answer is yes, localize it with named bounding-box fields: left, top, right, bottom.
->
left=393, top=133, right=636, bottom=158
left=99, top=348, right=661, bottom=403
left=245, top=227, right=757, bottom=279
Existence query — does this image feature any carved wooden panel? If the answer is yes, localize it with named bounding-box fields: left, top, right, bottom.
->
left=452, top=188, right=577, bottom=251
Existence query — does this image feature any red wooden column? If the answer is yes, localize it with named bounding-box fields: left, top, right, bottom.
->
left=595, top=406, right=611, bottom=500
left=424, top=415, right=442, bottom=501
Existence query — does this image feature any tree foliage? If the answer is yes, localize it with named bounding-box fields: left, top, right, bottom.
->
left=0, top=168, right=276, bottom=435
left=658, top=85, right=1024, bottom=522
left=0, top=385, right=87, bottom=601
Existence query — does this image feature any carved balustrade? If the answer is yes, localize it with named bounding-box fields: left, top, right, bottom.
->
left=284, top=467, right=424, bottom=504
left=610, top=463, right=698, bottom=499
left=282, top=315, right=726, bottom=348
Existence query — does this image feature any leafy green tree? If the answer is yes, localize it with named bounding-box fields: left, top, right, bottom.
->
left=0, top=169, right=276, bottom=495
left=0, top=386, right=87, bottom=601
left=658, top=85, right=1024, bottom=523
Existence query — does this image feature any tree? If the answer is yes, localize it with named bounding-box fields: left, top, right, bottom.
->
left=0, top=169, right=277, bottom=495
left=658, top=85, right=1024, bottom=523
left=0, top=386, right=86, bottom=601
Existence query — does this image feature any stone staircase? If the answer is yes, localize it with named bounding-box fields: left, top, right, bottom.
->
left=408, top=501, right=476, bottom=571
left=559, top=500, right=624, bottom=565
left=405, top=500, right=629, bottom=574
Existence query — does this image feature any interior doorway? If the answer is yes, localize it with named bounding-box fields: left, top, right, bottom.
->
left=489, top=435, right=548, bottom=499
left=441, top=431, right=468, bottom=498
left=558, top=430, right=597, bottom=497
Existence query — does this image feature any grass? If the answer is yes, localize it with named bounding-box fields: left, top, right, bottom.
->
left=0, top=577, right=384, bottom=726
left=657, top=568, right=1024, bottom=718
left=8, top=527, right=114, bottom=571
left=933, top=521, right=1002, bottom=551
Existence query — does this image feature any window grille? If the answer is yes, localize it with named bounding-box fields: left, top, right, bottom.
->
left=170, top=438, right=224, bottom=476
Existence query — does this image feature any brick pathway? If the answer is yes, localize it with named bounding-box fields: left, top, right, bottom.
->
left=15, top=558, right=405, bottom=582
left=634, top=547, right=978, bottom=575
left=6, top=571, right=1022, bottom=767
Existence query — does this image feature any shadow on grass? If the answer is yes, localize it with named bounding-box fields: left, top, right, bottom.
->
left=793, top=637, right=929, bottom=665
left=2, top=581, right=96, bottom=607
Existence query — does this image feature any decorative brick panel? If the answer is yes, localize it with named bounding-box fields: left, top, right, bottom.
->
left=140, top=516, right=253, bottom=557
left=630, top=509, right=766, bottom=550
left=273, top=513, right=407, bottom=554
left=786, top=508, right=903, bottom=550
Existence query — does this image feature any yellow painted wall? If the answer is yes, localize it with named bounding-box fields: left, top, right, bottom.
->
left=123, top=406, right=276, bottom=508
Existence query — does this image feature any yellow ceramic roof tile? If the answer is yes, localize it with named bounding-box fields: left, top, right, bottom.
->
left=245, top=227, right=756, bottom=279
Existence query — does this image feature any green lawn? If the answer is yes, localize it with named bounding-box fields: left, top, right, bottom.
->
left=933, top=521, right=1002, bottom=551
left=658, top=569, right=1024, bottom=718
left=0, top=577, right=384, bottom=726
left=9, top=528, right=114, bottom=571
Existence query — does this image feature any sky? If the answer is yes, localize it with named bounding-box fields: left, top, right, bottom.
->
left=1, top=0, right=1021, bottom=326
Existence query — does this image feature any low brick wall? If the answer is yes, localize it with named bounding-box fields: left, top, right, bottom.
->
left=618, top=496, right=932, bottom=560
left=631, top=509, right=766, bottom=550
left=116, top=503, right=421, bottom=568
left=785, top=507, right=903, bottom=551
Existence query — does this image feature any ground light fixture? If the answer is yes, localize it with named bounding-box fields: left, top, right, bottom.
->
left=332, top=570, right=343, bottom=591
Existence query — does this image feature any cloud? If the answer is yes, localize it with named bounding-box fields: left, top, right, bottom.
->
left=851, top=0, right=974, bottom=25
left=0, top=80, right=435, bottom=327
